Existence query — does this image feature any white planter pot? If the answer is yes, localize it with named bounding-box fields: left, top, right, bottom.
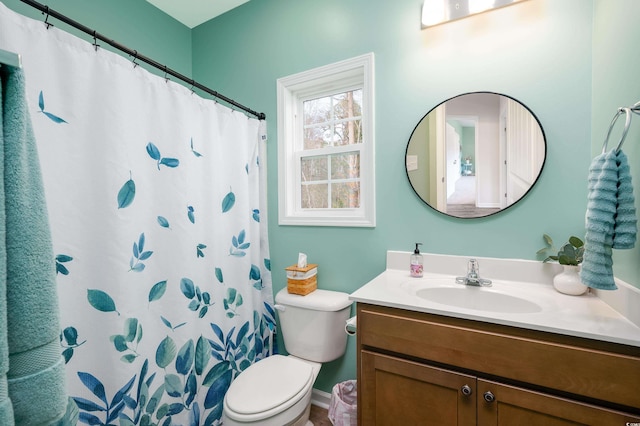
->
left=553, top=265, right=588, bottom=296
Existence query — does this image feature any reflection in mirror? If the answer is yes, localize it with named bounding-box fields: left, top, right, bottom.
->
left=406, top=92, right=546, bottom=218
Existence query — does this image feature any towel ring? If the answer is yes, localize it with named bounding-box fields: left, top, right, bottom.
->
left=601, top=107, right=632, bottom=154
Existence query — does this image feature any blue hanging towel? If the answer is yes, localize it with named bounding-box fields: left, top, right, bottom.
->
left=613, top=150, right=637, bottom=249
left=581, top=148, right=637, bottom=290
left=1, top=65, right=68, bottom=424
left=581, top=150, right=617, bottom=290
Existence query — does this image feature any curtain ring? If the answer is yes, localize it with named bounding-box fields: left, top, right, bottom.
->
left=92, top=30, right=100, bottom=51
left=601, top=107, right=632, bottom=154
left=164, top=65, right=170, bottom=82
left=43, top=6, right=53, bottom=29
left=131, top=50, right=139, bottom=68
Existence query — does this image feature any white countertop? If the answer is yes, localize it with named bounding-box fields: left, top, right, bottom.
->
left=349, top=251, right=640, bottom=348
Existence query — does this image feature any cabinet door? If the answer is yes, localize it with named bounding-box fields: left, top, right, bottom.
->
left=477, top=379, right=640, bottom=426
left=361, top=350, right=476, bottom=426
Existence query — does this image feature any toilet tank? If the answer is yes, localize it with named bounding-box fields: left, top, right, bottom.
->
left=275, top=288, right=352, bottom=363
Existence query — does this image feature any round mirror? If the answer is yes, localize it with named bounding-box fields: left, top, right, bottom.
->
left=406, top=92, right=546, bottom=218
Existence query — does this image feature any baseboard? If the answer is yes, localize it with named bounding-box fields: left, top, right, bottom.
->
left=311, top=388, right=332, bottom=409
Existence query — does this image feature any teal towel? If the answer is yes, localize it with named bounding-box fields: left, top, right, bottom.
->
left=582, top=150, right=617, bottom=290
left=1, top=66, right=68, bottom=424
left=581, top=148, right=637, bottom=290
left=613, top=150, right=637, bottom=249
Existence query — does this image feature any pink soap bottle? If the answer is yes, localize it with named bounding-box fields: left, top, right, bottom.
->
left=410, top=243, right=423, bottom=278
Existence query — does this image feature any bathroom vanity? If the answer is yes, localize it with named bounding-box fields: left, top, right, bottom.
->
left=350, top=252, right=640, bottom=425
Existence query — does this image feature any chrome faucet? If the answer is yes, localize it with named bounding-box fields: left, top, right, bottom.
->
left=455, top=259, right=492, bottom=287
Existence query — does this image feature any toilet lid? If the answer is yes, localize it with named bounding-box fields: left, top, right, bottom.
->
left=225, top=355, right=313, bottom=415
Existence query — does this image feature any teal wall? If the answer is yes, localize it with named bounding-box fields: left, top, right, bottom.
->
left=192, top=0, right=597, bottom=392
left=3, top=0, right=639, bottom=395
left=592, top=0, right=640, bottom=289
left=461, top=127, right=475, bottom=169
left=1, top=0, right=192, bottom=76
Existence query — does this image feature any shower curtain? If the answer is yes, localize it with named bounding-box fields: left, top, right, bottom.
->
left=0, top=3, right=275, bottom=425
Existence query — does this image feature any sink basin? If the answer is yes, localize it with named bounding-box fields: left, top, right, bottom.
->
left=415, top=287, right=542, bottom=314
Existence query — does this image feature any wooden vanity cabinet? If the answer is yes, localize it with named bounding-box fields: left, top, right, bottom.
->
left=357, top=303, right=640, bottom=426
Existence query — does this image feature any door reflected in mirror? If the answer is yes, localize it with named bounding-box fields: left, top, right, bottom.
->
left=406, top=92, right=546, bottom=218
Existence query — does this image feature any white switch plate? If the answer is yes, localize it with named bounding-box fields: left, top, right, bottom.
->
left=406, top=155, right=418, bottom=171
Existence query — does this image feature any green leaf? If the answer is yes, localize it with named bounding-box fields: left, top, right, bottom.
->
left=569, top=236, right=584, bottom=248
left=112, top=334, right=128, bottom=352
left=121, top=354, right=137, bottom=363
left=188, top=300, right=200, bottom=311
left=156, top=403, right=169, bottom=420
left=543, top=234, right=553, bottom=245
left=203, top=361, right=230, bottom=386
left=215, top=267, right=223, bottom=283
left=137, top=323, right=143, bottom=344
left=124, top=318, right=139, bottom=342
left=146, top=142, right=161, bottom=161
left=180, top=278, right=195, bottom=299
left=63, top=327, right=78, bottom=345
left=157, top=216, right=170, bottom=229
left=149, top=280, right=167, bottom=302
left=227, top=288, right=237, bottom=304
left=249, top=264, right=261, bottom=281
left=160, top=157, right=179, bottom=168
left=176, top=340, right=195, bottom=375
left=198, top=306, right=208, bottom=318
left=222, top=191, right=235, bottom=213
left=117, top=178, right=136, bottom=209
left=164, top=374, right=183, bottom=398
left=146, top=384, right=165, bottom=414
left=87, top=289, right=117, bottom=314
left=156, top=336, right=177, bottom=369
left=195, top=336, right=210, bottom=376
left=43, top=111, right=67, bottom=124
left=62, top=347, right=73, bottom=364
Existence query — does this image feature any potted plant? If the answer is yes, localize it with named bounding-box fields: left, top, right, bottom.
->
left=537, top=234, right=587, bottom=295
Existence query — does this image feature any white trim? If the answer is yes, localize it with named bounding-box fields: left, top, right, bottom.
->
left=277, top=53, right=376, bottom=227
left=311, top=388, right=332, bottom=409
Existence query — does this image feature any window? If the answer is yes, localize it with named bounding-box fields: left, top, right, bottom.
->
left=277, top=53, right=375, bottom=227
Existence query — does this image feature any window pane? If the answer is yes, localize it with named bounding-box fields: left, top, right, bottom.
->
left=333, top=89, right=362, bottom=121
left=301, top=184, right=328, bottom=208
left=303, top=89, right=363, bottom=149
left=331, top=182, right=360, bottom=208
left=334, top=119, right=362, bottom=145
left=331, top=152, right=360, bottom=179
left=303, top=97, right=330, bottom=125
left=304, top=126, right=329, bottom=150
left=301, top=156, right=327, bottom=182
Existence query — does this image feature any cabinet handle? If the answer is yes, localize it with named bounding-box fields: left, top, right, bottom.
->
left=483, top=391, right=495, bottom=403
left=461, top=385, right=472, bottom=396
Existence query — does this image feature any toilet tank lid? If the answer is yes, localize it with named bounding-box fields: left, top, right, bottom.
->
left=275, top=288, right=352, bottom=311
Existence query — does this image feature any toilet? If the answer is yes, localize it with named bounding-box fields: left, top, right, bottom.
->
left=222, top=288, right=352, bottom=426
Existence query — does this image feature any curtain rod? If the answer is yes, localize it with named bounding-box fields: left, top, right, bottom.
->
left=19, top=0, right=266, bottom=120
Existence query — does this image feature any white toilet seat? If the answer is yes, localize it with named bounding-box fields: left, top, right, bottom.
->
left=223, top=355, right=314, bottom=424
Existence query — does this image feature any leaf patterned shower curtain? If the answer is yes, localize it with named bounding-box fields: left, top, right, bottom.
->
left=0, top=3, right=275, bottom=425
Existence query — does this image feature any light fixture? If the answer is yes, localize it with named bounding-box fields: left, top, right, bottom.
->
left=421, top=0, right=527, bottom=28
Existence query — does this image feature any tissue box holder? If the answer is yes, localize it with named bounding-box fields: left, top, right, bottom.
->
left=285, top=264, right=318, bottom=295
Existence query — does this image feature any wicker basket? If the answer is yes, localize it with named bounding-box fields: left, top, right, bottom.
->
left=285, top=263, right=318, bottom=295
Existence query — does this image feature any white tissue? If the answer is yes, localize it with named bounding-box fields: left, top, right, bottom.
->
left=297, top=252, right=307, bottom=268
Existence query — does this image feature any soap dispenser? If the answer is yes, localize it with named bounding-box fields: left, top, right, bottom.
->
left=410, top=243, right=423, bottom=278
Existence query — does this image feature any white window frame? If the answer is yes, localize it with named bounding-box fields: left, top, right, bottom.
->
left=277, top=53, right=375, bottom=227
